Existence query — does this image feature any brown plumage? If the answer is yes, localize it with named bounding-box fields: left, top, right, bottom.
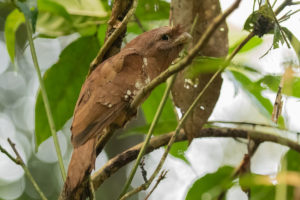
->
left=62, top=26, right=191, bottom=199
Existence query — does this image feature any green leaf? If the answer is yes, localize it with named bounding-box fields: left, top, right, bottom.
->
left=228, top=70, right=273, bottom=117
left=170, top=140, right=189, bottom=164
left=122, top=120, right=178, bottom=137
left=282, top=27, right=300, bottom=63
left=185, top=166, right=234, bottom=200
left=228, top=70, right=285, bottom=127
left=257, top=75, right=300, bottom=98
left=35, top=36, right=100, bottom=147
left=285, top=149, right=300, bottom=172
left=36, top=0, right=109, bottom=37
left=15, top=1, right=38, bottom=32
left=243, top=4, right=274, bottom=36
left=285, top=150, right=300, bottom=200
left=273, top=24, right=284, bottom=49
left=229, top=36, right=263, bottom=54
left=141, top=83, right=177, bottom=123
left=184, top=57, right=224, bottom=80
left=136, top=0, right=170, bottom=21
left=4, top=9, right=25, bottom=64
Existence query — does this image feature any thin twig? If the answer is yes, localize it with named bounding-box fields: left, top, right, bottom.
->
left=89, top=176, right=96, bottom=200
left=144, top=170, right=168, bottom=200
left=89, top=0, right=138, bottom=73
left=92, top=127, right=300, bottom=189
left=134, top=14, right=146, bottom=32
left=25, top=18, right=66, bottom=180
left=0, top=139, right=48, bottom=200
left=119, top=75, right=177, bottom=197
left=207, top=120, right=299, bottom=134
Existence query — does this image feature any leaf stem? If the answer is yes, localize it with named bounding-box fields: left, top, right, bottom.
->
left=119, top=75, right=176, bottom=197
left=25, top=19, right=66, bottom=180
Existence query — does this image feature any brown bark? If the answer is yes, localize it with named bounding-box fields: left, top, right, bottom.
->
left=171, top=0, right=228, bottom=143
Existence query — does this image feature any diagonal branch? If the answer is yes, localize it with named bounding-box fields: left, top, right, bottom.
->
left=89, top=0, right=138, bottom=73
left=0, top=139, right=48, bottom=200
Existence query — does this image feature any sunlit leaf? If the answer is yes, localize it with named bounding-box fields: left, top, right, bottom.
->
left=229, top=36, right=263, bottom=54
left=184, top=57, right=224, bottom=80
left=35, top=36, right=99, bottom=148
left=136, top=0, right=169, bottom=21
left=228, top=70, right=273, bottom=117
left=282, top=27, right=300, bottom=63
left=142, top=83, right=177, bottom=123
left=257, top=75, right=300, bottom=98
left=170, top=140, right=189, bottom=164
left=4, top=9, right=25, bottom=64
left=36, top=0, right=108, bottom=37
left=273, top=24, right=284, bottom=49
left=185, top=166, right=234, bottom=200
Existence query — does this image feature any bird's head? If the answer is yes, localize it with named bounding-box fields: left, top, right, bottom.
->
left=124, top=26, right=192, bottom=66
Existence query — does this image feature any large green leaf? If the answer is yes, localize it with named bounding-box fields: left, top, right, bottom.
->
left=135, top=0, right=169, bottom=21
left=185, top=166, right=234, bottom=199
left=35, top=36, right=100, bottom=148
left=37, top=0, right=109, bottom=37
left=4, top=9, right=25, bottom=64
left=141, top=83, right=177, bottom=124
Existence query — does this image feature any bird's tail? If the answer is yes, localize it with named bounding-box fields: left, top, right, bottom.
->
left=61, top=137, right=96, bottom=200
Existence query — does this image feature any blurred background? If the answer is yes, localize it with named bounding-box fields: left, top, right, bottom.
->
left=0, top=0, right=300, bottom=199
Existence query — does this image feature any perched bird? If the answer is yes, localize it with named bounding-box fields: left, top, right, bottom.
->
left=62, top=26, right=191, bottom=199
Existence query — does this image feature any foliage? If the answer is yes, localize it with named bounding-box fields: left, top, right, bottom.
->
left=2, top=0, right=300, bottom=199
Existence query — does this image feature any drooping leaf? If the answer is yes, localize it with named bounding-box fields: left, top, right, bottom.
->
left=169, top=140, right=189, bottom=164
left=185, top=166, right=234, bottom=200
left=257, top=75, right=300, bottom=98
left=35, top=36, right=99, bottom=148
left=229, top=36, right=263, bottom=54
left=228, top=70, right=273, bottom=117
left=4, top=9, right=25, bottom=64
left=227, top=70, right=285, bottom=127
left=282, top=27, right=300, bottom=63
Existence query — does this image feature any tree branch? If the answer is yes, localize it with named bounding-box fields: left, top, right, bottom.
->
left=92, top=127, right=300, bottom=189
left=89, top=0, right=138, bottom=73
left=0, top=139, right=48, bottom=200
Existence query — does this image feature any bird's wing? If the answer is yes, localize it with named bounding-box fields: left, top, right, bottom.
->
left=71, top=48, right=144, bottom=147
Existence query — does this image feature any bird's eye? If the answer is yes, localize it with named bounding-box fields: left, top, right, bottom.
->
left=161, top=34, right=170, bottom=41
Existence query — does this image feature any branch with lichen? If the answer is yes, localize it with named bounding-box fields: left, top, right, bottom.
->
left=0, top=139, right=47, bottom=200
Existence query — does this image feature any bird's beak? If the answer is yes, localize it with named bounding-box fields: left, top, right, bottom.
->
left=174, top=32, right=192, bottom=45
